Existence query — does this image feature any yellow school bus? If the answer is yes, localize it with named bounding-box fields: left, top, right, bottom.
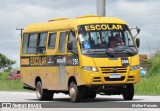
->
left=20, top=15, right=140, bottom=102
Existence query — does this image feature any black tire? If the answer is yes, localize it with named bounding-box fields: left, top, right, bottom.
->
left=83, top=92, right=97, bottom=99
left=122, top=84, right=134, bottom=100
left=87, top=93, right=97, bottom=99
left=36, top=81, right=54, bottom=101
left=69, top=82, right=82, bottom=103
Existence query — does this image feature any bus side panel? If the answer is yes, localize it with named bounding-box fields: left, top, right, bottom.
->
left=46, top=67, right=58, bottom=90
left=33, top=67, right=58, bottom=90
left=55, top=65, right=76, bottom=91
left=21, top=67, right=33, bottom=87
left=21, top=67, right=48, bottom=89
left=66, top=66, right=76, bottom=90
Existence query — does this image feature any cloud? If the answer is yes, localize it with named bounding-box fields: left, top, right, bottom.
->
left=0, top=0, right=95, bottom=67
left=0, top=0, right=159, bottom=67
left=107, top=0, right=160, bottom=57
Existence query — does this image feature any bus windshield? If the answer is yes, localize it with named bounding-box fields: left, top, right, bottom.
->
left=78, top=24, right=138, bottom=57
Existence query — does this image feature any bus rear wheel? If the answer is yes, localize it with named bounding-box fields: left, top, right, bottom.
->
left=69, top=82, right=82, bottom=103
left=36, top=81, right=54, bottom=101
left=122, top=84, right=134, bottom=100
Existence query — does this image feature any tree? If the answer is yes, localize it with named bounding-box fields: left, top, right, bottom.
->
left=0, top=53, right=16, bottom=70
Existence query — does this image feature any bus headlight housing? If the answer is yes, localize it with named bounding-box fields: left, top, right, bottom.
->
left=82, top=66, right=98, bottom=72
left=130, top=65, right=140, bottom=71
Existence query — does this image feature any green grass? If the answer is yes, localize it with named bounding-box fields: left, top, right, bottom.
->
left=0, top=70, right=24, bottom=91
left=135, top=74, right=160, bottom=95
left=0, top=79, right=24, bottom=91
left=135, top=52, right=160, bottom=95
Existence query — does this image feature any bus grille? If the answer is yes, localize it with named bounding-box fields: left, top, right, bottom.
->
left=93, top=77, right=101, bottom=82
left=100, top=67, right=127, bottom=74
left=127, top=76, right=134, bottom=81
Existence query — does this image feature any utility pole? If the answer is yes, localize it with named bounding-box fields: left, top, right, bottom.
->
left=97, top=0, right=106, bottom=16
left=16, top=28, right=24, bottom=38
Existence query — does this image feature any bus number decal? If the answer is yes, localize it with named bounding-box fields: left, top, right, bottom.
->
left=121, top=58, right=129, bottom=66
left=73, top=59, right=79, bottom=65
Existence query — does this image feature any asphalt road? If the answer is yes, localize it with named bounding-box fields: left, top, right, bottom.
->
left=0, top=91, right=160, bottom=111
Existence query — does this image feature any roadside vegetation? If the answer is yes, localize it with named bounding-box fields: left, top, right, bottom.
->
left=0, top=53, right=23, bottom=91
left=135, top=51, right=160, bottom=95
left=0, top=69, right=24, bottom=91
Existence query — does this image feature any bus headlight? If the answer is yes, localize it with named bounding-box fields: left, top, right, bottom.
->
left=82, top=66, right=98, bottom=72
left=130, top=65, right=140, bottom=71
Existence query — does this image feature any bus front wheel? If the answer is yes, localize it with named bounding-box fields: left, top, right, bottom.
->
left=36, top=81, right=54, bottom=101
left=69, top=82, right=82, bottom=103
left=122, top=84, right=134, bottom=100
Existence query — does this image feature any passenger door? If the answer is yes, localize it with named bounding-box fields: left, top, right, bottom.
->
left=58, top=31, right=67, bottom=90
left=46, top=32, right=58, bottom=90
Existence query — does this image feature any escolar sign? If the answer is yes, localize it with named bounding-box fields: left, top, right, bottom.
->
left=84, top=24, right=123, bottom=31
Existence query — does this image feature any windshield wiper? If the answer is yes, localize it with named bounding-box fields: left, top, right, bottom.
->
left=105, top=50, right=115, bottom=57
left=123, top=50, right=137, bottom=56
left=115, top=49, right=137, bottom=56
left=113, top=46, right=137, bottom=56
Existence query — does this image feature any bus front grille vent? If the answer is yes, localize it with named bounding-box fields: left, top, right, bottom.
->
left=127, top=76, right=134, bottom=81
left=93, top=77, right=101, bottom=82
left=100, top=67, right=127, bottom=74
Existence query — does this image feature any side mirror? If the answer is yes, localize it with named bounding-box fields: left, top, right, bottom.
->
left=136, top=38, right=140, bottom=48
left=136, top=27, right=140, bottom=34
left=67, top=41, right=73, bottom=50
left=130, top=26, right=140, bottom=38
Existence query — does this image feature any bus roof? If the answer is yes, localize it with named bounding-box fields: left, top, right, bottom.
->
left=24, top=15, right=127, bottom=33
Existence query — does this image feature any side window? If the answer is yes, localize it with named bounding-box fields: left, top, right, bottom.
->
left=59, top=32, right=66, bottom=53
left=28, top=34, right=38, bottom=54
left=48, top=33, right=56, bottom=49
left=22, top=34, right=29, bottom=54
left=37, top=33, right=47, bottom=53
left=39, top=33, right=47, bottom=47
left=22, top=32, right=47, bottom=54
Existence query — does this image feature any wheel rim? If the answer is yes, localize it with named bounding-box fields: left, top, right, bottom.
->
left=70, top=87, right=76, bottom=99
left=36, top=82, right=42, bottom=98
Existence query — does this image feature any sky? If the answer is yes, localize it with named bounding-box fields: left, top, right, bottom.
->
left=0, top=0, right=160, bottom=67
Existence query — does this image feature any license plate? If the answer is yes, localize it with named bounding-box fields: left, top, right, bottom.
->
left=109, top=74, right=121, bottom=78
